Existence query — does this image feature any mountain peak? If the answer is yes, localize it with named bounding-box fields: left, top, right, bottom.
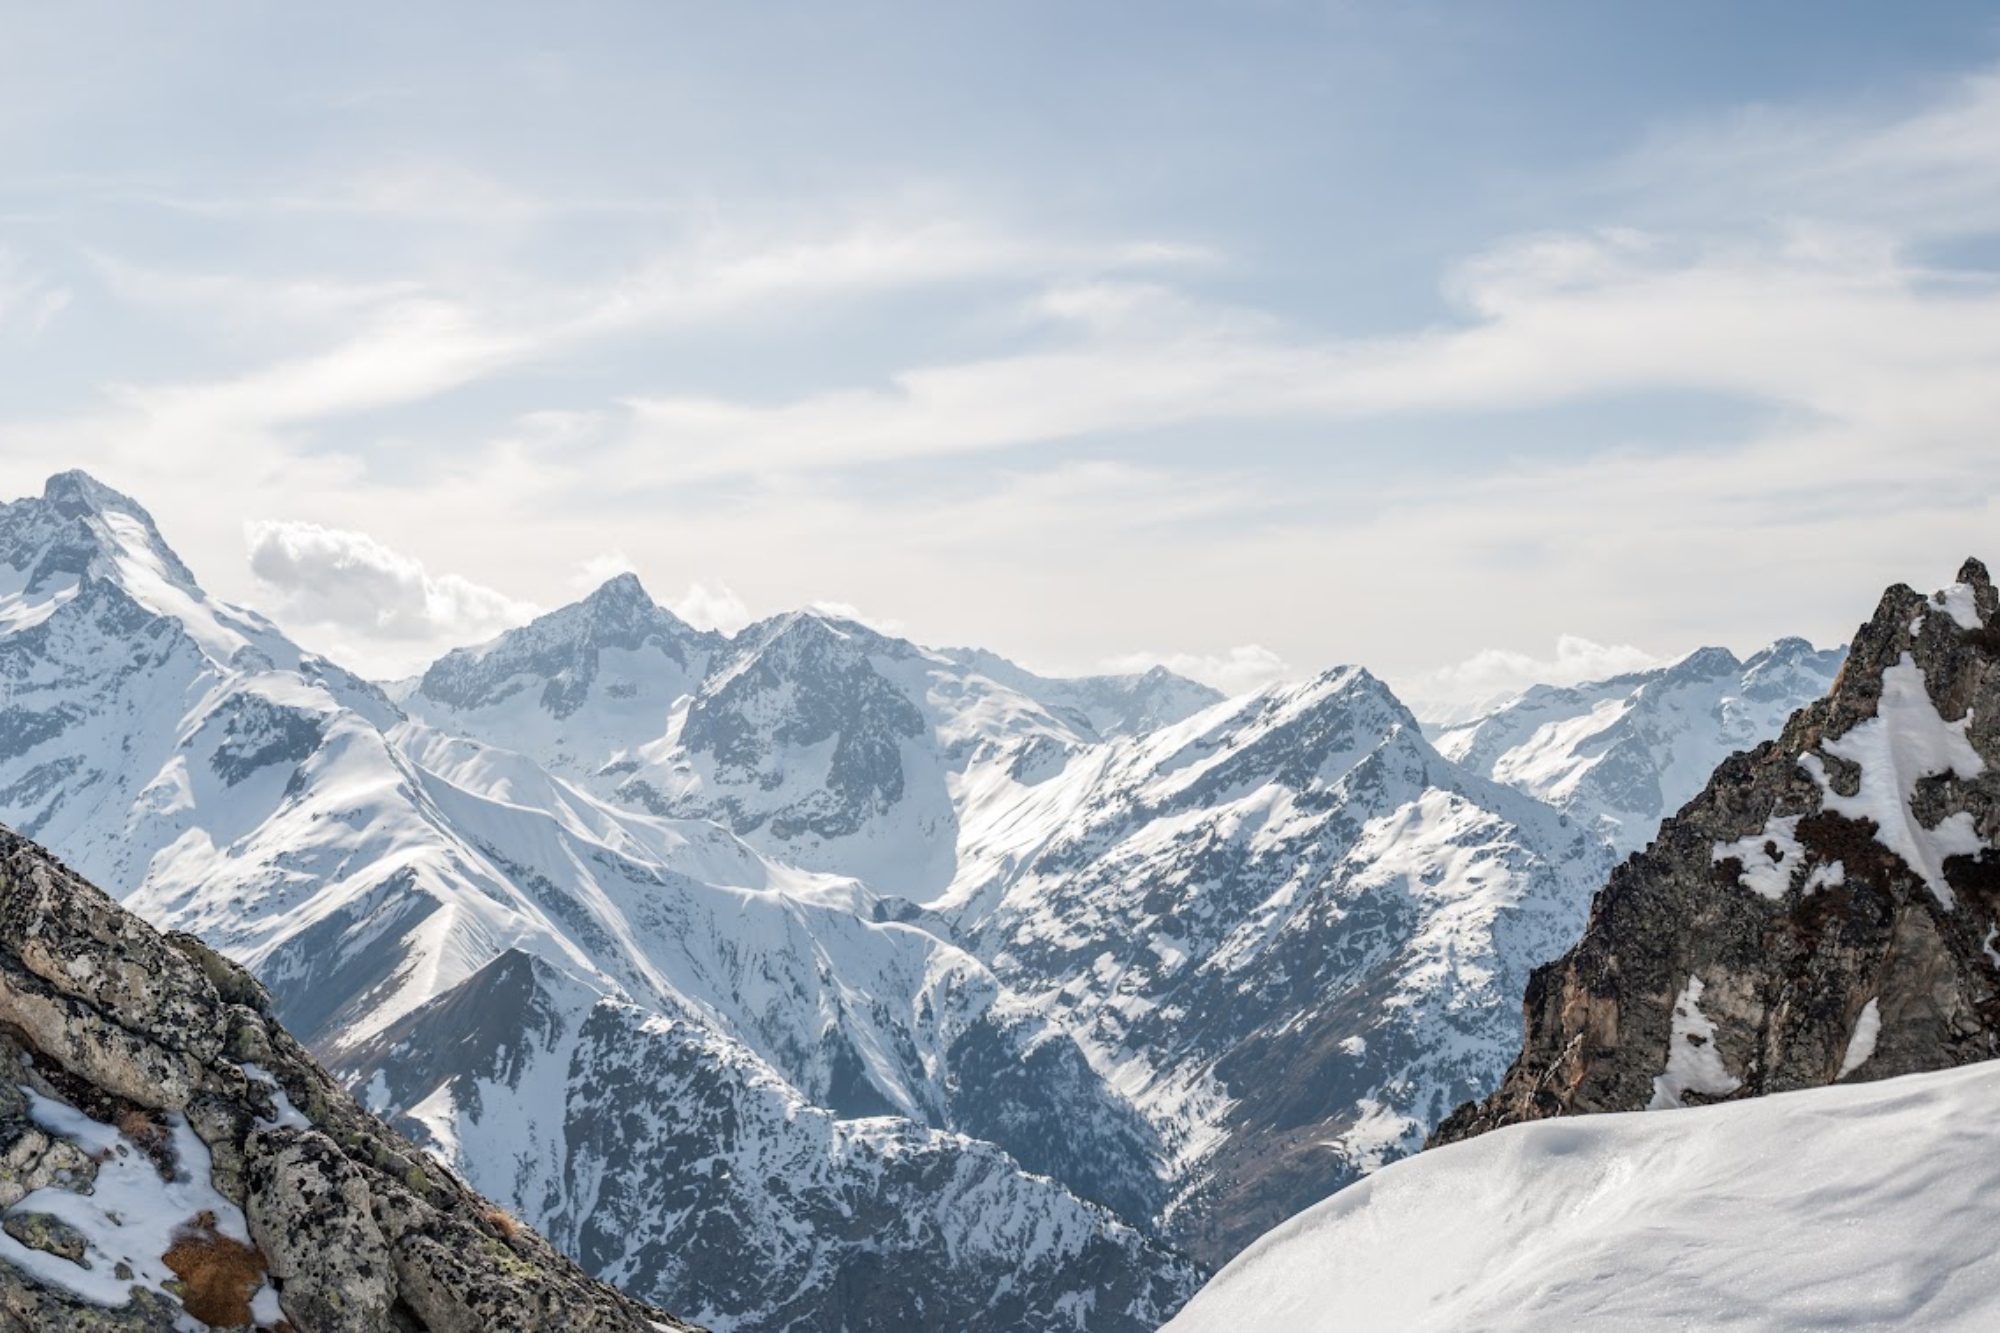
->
left=583, top=570, right=654, bottom=611
left=43, top=469, right=150, bottom=522
left=1, top=469, right=201, bottom=591
left=413, top=572, right=717, bottom=719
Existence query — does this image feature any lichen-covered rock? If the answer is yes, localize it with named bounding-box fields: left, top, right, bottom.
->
left=243, top=1128, right=397, bottom=1331
left=0, top=825, right=699, bottom=1332
left=3, top=1212, right=91, bottom=1264
left=1435, top=559, right=2000, bottom=1145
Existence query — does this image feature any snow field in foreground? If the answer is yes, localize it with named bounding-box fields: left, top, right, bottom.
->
left=1165, top=1061, right=2000, bottom=1332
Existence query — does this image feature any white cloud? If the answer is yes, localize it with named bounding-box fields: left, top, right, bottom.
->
left=1100, top=644, right=1295, bottom=696
left=670, top=582, right=754, bottom=635
left=1397, top=635, right=1670, bottom=721
left=807, top=599, right=907, bottom=637
left=245, top=520, right=538, bottom=670
left=570, top=551, right=639, bottom=591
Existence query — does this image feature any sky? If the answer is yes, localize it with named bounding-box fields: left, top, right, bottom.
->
left=2, top=2, right=1999, bottom=710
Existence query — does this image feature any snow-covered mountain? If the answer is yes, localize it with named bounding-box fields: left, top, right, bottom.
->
left=1163, top=1061, right=2000, bottom=1333
left=1171, top=564, right=2000, bottom=1333
left=936, top=668, right=1613, bottom=1262
left=406, top=602, right=1221, bottom=901
left=407, top=584, right=1621, bottom=1264
left=1434, top=638, right=1845, bottom=853
left=0, top=472, right=1197, bottom=1331
left=0, top=469, right=1849, bottom=1328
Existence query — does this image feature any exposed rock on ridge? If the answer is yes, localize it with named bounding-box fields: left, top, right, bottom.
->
left=0, top=825, right=694, bottom=1332
left=1434, top=560, right=2000, bottom=1144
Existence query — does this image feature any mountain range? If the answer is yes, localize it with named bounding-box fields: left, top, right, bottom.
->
left=1171, top=560, right=2000, bottom=1330
left=0, top=470, right=1848, bottom=1330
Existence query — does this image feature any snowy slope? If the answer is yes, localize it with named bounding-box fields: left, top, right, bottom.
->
left=935, top=647, right=1225, bottom=741
left=938, top=667, right=1614, bottom=1263
left=1165, top=1061, right=2000, bottom=1333
left=1434, top=639, right=1844, bottom=853
left=343, top=951, right=1195, bottom=1333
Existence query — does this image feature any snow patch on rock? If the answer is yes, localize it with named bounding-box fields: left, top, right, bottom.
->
left=1838, top=998, right=1882, bottom=1078
left=1936, top=583, right=1985, bottom=631
left=1712, top=815, right=1805, bottom=900
left=1647, top=975, right=1740, bottom=1110
left=0, top=1086, right=278, bottom=1320
left=1800, top=654, right=1985, bottom=907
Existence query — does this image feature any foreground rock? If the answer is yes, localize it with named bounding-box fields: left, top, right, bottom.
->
left=1435, top=559, right=2000, bottom=1143
left=0, top=826, right=694, bottom=1332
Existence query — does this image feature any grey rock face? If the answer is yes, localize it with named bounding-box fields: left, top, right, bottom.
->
left=1434, top=560, right=2000, bottom=1145
left=0, top=826, right=696, bottom=1332
left=674, top=613, right=926, bottom=841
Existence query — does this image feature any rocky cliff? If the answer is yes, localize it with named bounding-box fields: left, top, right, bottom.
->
left=1435, top=559, right=2000, bottom=1143
left=0, top=826, right=694, bottom=1333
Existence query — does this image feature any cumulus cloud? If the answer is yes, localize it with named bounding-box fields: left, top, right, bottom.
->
left=670, top=582, right=754, bottom=634
left=245, top=519, right=537, bottom=658
left=1397, top=635, right=1669, bottom=724
left=570, top=551, right=639, bottom=591
left=1100, top=644, right=1295, bottom=696
left=806, top=599, right=907, bottom=637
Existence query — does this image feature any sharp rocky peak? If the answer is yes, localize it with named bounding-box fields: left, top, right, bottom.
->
left=578, top=570, right=659, bottom=620
left=2, top=469, right=202, bottom=594
left=1289, top=664, right=1422, bottom=731
left=1433, top=557, right=2000, bottom=1147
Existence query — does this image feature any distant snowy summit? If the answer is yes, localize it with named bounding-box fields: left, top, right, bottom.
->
left=1435, top=636, right=1845, bottom=854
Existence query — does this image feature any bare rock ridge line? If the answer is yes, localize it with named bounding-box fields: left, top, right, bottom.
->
left=1435, top=558, right=2000, bottom=1144
left=0, top=825, right=696, bottom=1332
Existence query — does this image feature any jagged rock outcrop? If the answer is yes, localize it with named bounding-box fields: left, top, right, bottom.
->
left=1434, top=559, right=2000, bottom=1144
left=0, top=826, right=695, bottom=1332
